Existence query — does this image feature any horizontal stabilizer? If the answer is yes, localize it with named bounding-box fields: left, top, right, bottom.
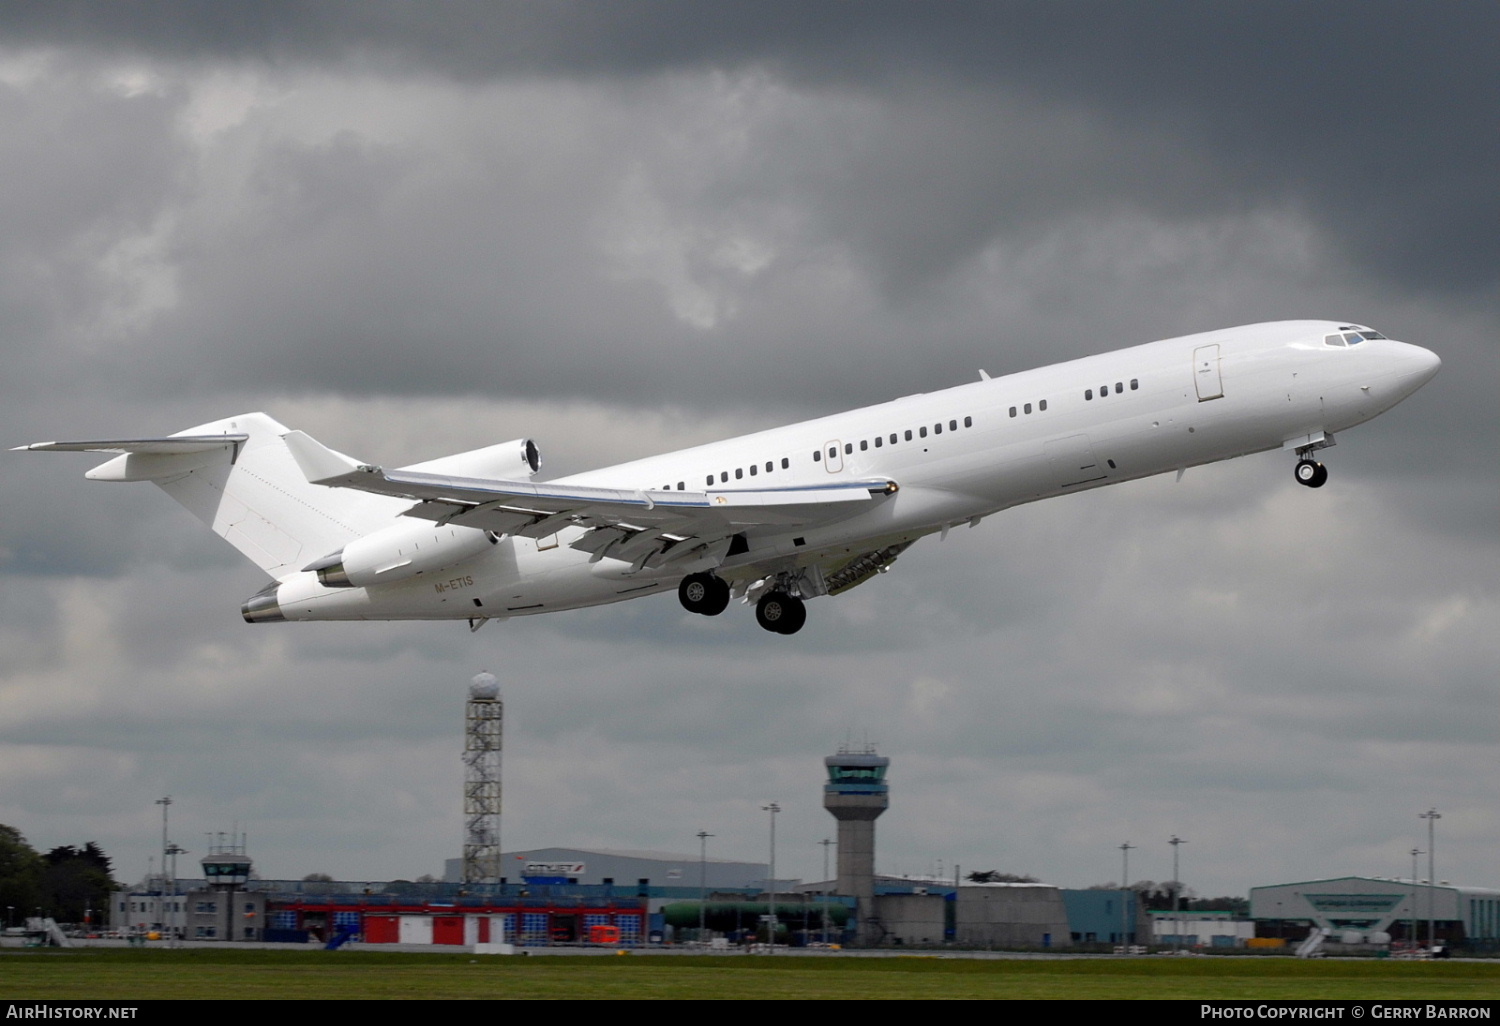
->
left=14, top=434, right=248, bottom=455
left=16, top=433, right=250, bottom=482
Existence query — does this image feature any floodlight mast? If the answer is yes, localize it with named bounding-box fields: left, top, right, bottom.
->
left=1419, top=808, right=1441, bottom=951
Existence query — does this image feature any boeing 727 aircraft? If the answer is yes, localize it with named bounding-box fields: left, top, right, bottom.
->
left=19, top=320, right=1439, bottom=635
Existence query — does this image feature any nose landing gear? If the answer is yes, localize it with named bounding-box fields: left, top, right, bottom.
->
left=1294, top=458, right=1328, bottom=488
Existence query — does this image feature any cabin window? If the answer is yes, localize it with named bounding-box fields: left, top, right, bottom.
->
left=1024, top=403, right=1032, bottom=414
left=781, top=457, right=789, bottom=469
left=845, top=443, right=853, bottom=455
left=874, top=436, right=882, bottom=448
left=1115, top=382, right=1123, bottom=394
left=934, top=423, right=942, bottom=434
left=890, top=433, right=899, bottom=444
left=964, top=416, right=972, bottom=427
left=919, top=426, right=928, bottom=438
left=860, top=440, right=868, bottom=451
left=1038, top=400, right=1047, bottom=412
left=1130, top=379, right=1138, bottom=390
left=677, top=482, right=684, bottom=490
left=905, top=429, right=913, bottom=441
left=706, top=475, right=714, bottom=485
left=766, top=461, right=773, bottom=473
left=1085, top=389, right=1093, bottom=400
left=813, top=451, right=821, bottom=462
left=721, top=471, right=729, bottom=483
left=749, top=465, right=757, bottom=476
left=949, top=419, right=958, bottom=431
left=829, top=446, right=838, bottom=460
left=1009, top=407, right=1017, bottom=417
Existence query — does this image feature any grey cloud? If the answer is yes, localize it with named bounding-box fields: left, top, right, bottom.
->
left=5, top=2, right=1493, bottom=300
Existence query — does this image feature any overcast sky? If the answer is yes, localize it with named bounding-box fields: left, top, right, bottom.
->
left=1, top=2, right=1494, bottom=899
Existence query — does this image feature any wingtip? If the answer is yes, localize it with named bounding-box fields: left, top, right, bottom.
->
left=281, top=430, right=365, bottom=485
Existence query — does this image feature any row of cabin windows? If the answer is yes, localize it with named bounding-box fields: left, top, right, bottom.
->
left=666, top=375, right=1142, bottom=489
left=1085, top=379, right=1139, bottom=400
left=688, top=457, right=794, bottom=489
left=812, top=416, right=975, bottom=463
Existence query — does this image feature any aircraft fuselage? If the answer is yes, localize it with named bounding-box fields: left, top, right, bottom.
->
left=258, top=319, right=1439, bottom=625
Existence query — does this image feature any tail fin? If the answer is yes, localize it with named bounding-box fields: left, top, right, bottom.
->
left=21, top=413, right=405, bottom=580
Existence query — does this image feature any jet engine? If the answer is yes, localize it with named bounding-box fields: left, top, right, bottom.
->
left=308, top=521, right=497, bottom=589
left=398, top=437, right=540, bottom=478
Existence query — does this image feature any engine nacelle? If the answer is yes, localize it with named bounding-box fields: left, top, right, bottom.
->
left=397, top=438, right=540, bottom=478
left=311, top=521, right=497, bottom=589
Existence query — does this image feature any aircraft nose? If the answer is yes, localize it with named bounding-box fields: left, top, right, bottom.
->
left=1399, top=342, right=1442, bottom=390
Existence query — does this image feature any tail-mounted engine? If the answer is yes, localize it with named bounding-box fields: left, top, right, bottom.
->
left=397, top=437, right=540, bottom=478
left=306, top=521, right=497, bottom=589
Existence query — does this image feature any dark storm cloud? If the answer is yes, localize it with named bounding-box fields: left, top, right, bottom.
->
left=6, top=1, right=1495, bottom=299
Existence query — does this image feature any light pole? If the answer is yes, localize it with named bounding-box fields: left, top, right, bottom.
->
left=1409, top=847, right=1423, bottom=950
left=697, top=830, right=714, bottom=943
left=1118, top=842, right=1135, bottom=951
left=1419, top=808, right=1440, bottom=951
left=819, top=838, right=833, bottom=945
left=1169, top=835, right=1187, bottom=952
left=156, top=797, right=175, bottom=946
left=762, top=802, right=780, bottom=946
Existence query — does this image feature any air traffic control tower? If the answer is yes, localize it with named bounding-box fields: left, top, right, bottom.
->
left=823, top=744, right=889, bottom=946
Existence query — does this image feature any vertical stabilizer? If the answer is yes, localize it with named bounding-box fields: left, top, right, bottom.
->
left=74, top=413, right=405, bottom=580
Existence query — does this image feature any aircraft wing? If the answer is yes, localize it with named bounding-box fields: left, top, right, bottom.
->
left=283, top=430, right=896, bottom=570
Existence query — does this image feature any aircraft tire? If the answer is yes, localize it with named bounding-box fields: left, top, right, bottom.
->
left=776, top=595, right=807, bottom=635
left=1294, top=459, right=1327, bottom=488
left=756, top=592, right=805, bottom=635
left=679, top=573, right=731, bottom=616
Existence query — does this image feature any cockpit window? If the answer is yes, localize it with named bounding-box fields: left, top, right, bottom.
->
left=1325, top=334, right=1347, bottom=347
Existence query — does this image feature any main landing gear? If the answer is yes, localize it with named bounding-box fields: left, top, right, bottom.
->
left=1294, top=458, right=1328, bottom=489
left=678, top=572, right=809, bottom=635
left=678, top=572, right=730, bottom=616
left=755, top=591, right=807, bottom=635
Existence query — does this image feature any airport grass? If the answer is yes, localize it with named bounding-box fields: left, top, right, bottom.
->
left=3, top=949, right=1499, bottom=1001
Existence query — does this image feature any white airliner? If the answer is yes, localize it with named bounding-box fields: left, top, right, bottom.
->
left=19, top=320, right=1439, bottom=635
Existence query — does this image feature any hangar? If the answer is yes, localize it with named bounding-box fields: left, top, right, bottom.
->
left=1250, top=876, right=1500, bottom=948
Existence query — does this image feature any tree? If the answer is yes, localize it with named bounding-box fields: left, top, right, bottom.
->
left=40, top=843, right=117, bottom=924
left=0, top=825, right=44, bottom=923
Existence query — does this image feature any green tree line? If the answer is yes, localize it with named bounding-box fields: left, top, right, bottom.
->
left=1, top=823, right=118, bottom=926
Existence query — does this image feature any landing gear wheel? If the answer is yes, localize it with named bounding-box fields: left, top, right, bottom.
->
left=1294, top=459, right=1328, bottom=488
left=756, top=592, right=806, bottom=635
left=679, top=573, right=730, bottom=616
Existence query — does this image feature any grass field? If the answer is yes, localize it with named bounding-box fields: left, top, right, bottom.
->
left=2, top=949, right=1498, bottom=1000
